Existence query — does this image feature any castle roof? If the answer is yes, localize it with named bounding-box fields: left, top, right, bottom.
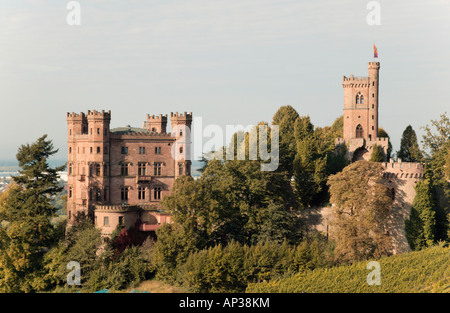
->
left=110, top=126, right=154, bottom=135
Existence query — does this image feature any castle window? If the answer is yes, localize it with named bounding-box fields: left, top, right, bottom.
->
left=90, top=128, right=92, bottom=135
left=373, top=82, right=375, bottom=86
left=121, top=187, right=129, bottom=201
left=180, top=130, right=183, bottom=136
left=96, top=188, right=102, bottom=201
left=372, top=104, right=374, bottom=109
left=360, top=95, right=364, bottom=104
left=179, top=163, right=183, bottom=175
left=155, top=147, right=161, bottom=154
left=69, top=164, right=73, bottom=175
left=121, top=163, right=129, bottom=176
left=372, top=126, right=374, bottom=130
left=356, top=124, right=364, bottom=138
left=95, top=163, right=101, bottom=176
left=356, top=93, right=360, bottom=104
left=104, top=216, right=109, bottom=226
left=154, top=187, right=161, bottom=200
left=180, top=146, right=183, bottom=154
left=138, top=163, right=147, bottom=176
left=138, top=187, right=146, bottom=200
left=70, top=129, right=72, bottom=135
left=372, top=93, right=375, bottom=98
left=139, top=147, right=146, bottom=154
left=97, top=147, right=101, bottom=154
left=118, top=216, right=124, bottom=225
left=69, top=186, right=73, bottom=198
left=121, top=146, right=128, bottom=154
left=154, top=162, right=162, bottom=176
left=97, top=128, right=100, bottom=134
left=69, top=147, right=72, bottom=154
left=372, top=115, right=374, bottom=120
left=90, top=147, right=93, bottom=154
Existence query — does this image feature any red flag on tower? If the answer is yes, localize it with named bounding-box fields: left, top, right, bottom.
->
left=373, top=44, right=378, bottom=58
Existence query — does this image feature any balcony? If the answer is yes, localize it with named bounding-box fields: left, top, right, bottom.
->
left=138, top=223, right=161, bottom=232
left=136, top=175, right=152, bottom=183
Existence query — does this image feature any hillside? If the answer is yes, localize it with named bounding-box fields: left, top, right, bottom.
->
left=246, top=245, right=450, bottom=293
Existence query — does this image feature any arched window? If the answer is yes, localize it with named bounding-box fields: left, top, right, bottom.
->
left=356, top=94, right=360, bottom=104
left=360, top=95, right=364, bottom=104
left=356, top=124, right=364, bottom=138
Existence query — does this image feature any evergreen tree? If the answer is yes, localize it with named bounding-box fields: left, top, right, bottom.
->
left=0, top=135, right=65, bottom=292
left=405, top=177, right=436, bottom=250
left=370, top=144, right=384, bottom=162
left=378, top=128, right=392, bottom=161
left=397, top=125, right=423, bottom=162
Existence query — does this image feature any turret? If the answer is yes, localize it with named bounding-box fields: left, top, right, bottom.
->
left=146, top=114, right=168, bottom=133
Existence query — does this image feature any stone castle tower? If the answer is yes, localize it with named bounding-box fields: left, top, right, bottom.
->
left=336, top=62, right=389, bottom=161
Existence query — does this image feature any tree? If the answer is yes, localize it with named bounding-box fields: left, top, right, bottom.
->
left=378, top=128, right=392, bottom=161
left=421, top=113, right=450, bottom=242
left=327, top=161, right=393, bottom=262
left=405, top=177, right=436, bottom=250
left=293, top=117, right=335, bottom=208
left=370, top=144, right=384, bottom=162
left=0, top=135, right=65, bottom=292
left=397, top=125, right=423, bottom=162
left=422, top=112, right=450, bottom=156
left=272, top=105, right=299, bottom=178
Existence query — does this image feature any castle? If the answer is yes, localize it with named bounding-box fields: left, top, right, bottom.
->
left=66, top=110, right=192, bottom=235
left=317, top=61, right=425, bottom=254
left=335, top=61, right=390, bottom=161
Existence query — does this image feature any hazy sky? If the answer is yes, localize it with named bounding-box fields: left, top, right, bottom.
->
left=0, top=0, right=449, bottom=163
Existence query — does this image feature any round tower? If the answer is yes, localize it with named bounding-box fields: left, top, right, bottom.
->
left=368, top=62, right=380, bottom=140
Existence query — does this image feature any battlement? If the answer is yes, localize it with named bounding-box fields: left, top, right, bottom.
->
left=343, top=75, right=369, bottom=82
left=368, top=62, right=380, bottom=69
left=67, top=112, right=86, bottom=119
left=382, top=161, right=425, bottom=180
left=147, top=114, right=168, bottom=121
left=170, top=111, right=193, bottom=120
left=86, top=110, right=111, bottom=119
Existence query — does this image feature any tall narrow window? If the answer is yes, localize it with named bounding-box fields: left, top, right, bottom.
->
left=118, top=216, right=124, bottom=225
left=121, top=146, right=128, bottom=154
left=69, top=186, right=73, bottom=198
left=360, top=95, right=364, bottom=104
left=97, top=147, right=101, bottom=154
left=154, top=162, right=162, bottom=176
left=139, top=147, right=146, bottom=154
left=104, top=216, right=109, bottom=226
left=138, top=187, right=146, bottom=200
left=95, top=163, right=101, bottom=176
left=138, top=163, right=146, bottom=176
left=178, top=163, right=183, bottom=175
left=69, top=164, right=73, bottom=175
left=356, top=124, right=364, bottom=138
left=121, top=187, right=129, bottom=201
left=356, top=94, right=360, bottom=104
left=154, top=187, right=161, bottom=200
left=121, top=163, right=129, bottom=176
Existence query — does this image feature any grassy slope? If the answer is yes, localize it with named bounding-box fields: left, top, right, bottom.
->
left=246, top=245, right=450, bottom=293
